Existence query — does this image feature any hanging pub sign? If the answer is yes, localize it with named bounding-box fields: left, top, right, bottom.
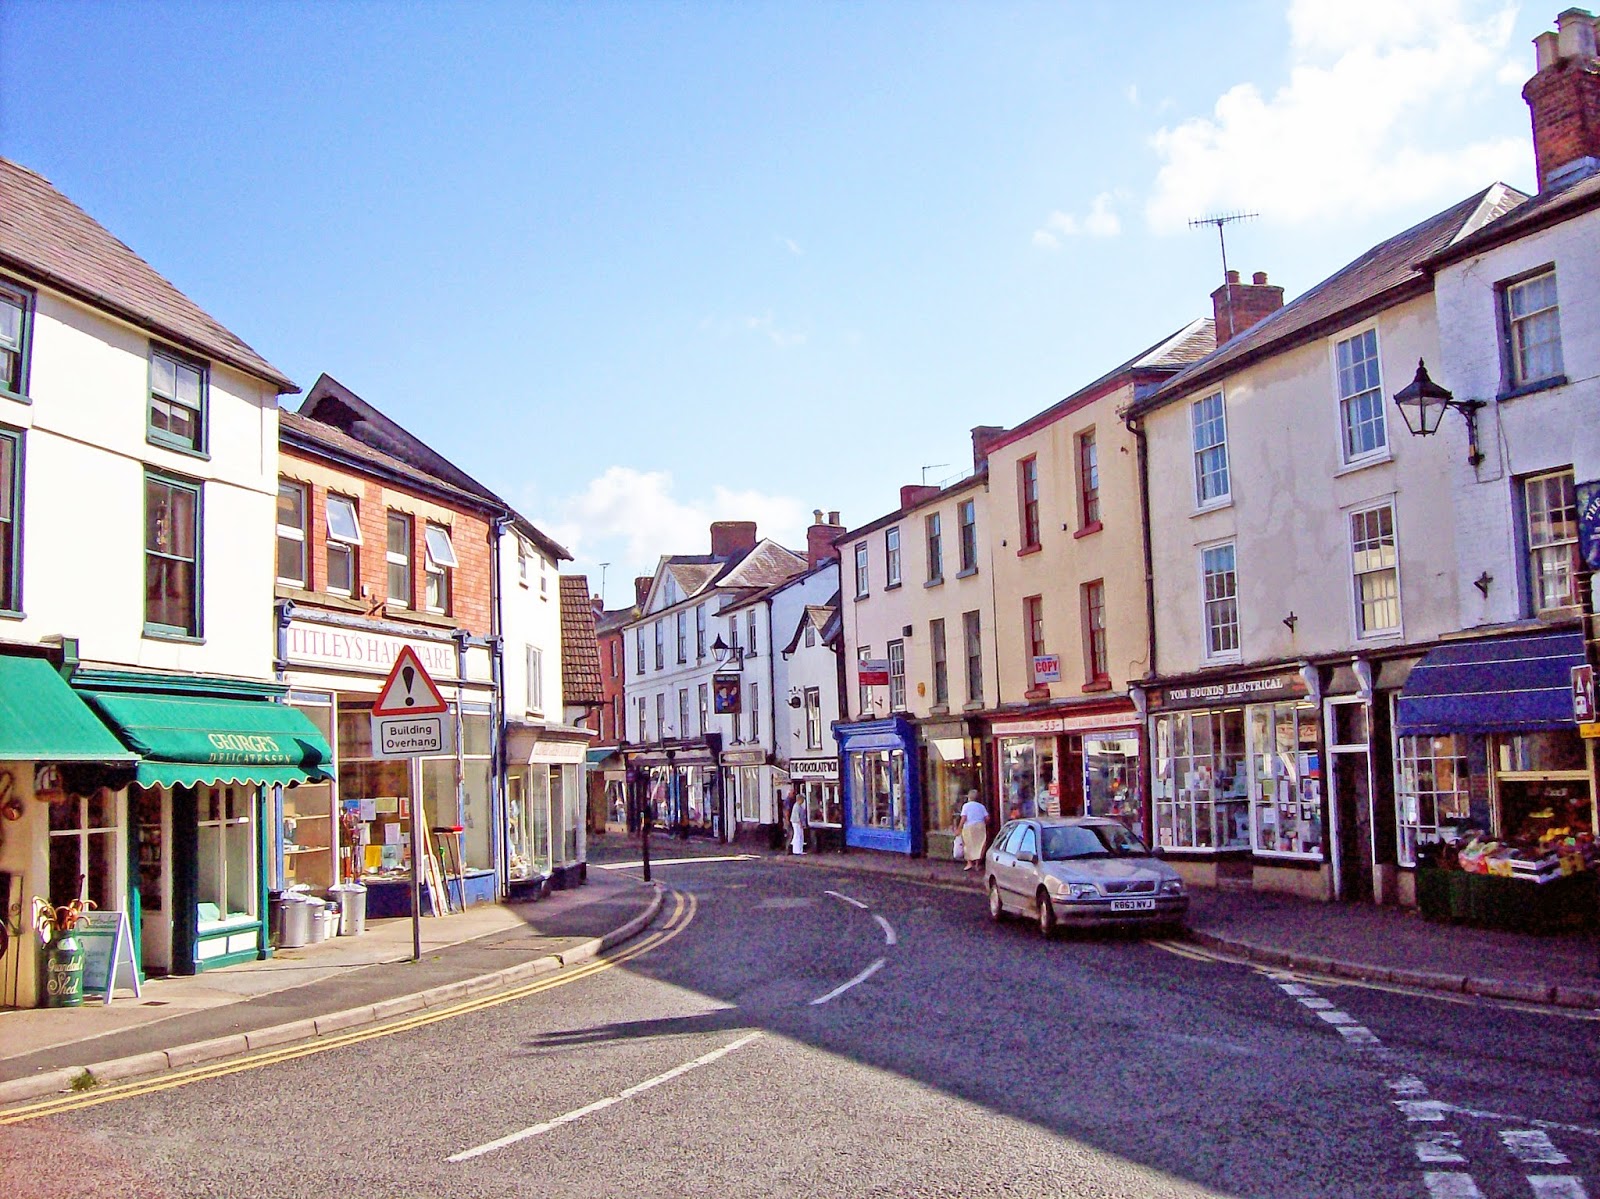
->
left=713, top=674, right=742, bottom=714
left=1577, top=480, right=1600, bottom=570
left=858, top=659, right=890, bottom=687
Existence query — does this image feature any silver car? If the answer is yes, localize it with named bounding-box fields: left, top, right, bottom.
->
left=985, top=816, right=1188, bottom=937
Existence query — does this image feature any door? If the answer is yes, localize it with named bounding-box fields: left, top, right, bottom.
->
left=1327, top=700, right=1374, bottom=903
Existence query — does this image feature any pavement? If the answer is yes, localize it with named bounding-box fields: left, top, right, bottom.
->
left=588, top=830, right=1600, bottom=1011
left=0, top=865, right=660, bottom=1106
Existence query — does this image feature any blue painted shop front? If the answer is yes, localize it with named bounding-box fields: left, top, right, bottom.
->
left=837, top=716, right=921, bottom=856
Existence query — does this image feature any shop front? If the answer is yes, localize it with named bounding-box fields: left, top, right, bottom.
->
left=990, top=709, right=1143, bottom=835
left=628, top=739, right=722, bottom=839
left=720, top=746, right=770, bottom=841
left=277, top=608, right=499, bottom=918
left=837, top=716, right=920, bottom=855
left=505, top=724, right=590, bottom=893
left=790, top=755, right=842, bottom=851
left=920, top=718, right=980, bottom=861
left=1146, top=668, right=1330, bottom=899
left=1394, top=627, right=1597, bottom=923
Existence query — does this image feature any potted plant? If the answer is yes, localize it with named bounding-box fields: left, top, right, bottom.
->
left=33, top=896, right=94, bottom=1008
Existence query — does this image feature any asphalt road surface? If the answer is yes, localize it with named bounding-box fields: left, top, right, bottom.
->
left=2, top=855, right=1596, bottom=1198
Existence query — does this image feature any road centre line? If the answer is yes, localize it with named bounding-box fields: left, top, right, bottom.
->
left=597, top=855, right=756, bottom=870
left=1423, top=1171, right=1485, bottom=1198
left=447, top=1032, right=763, bottom=1162
left=872, top=914, right=897, bottom=946
left=823, top=889, right=870, bottom=910
left=809, top=958, right=886, bottom=1006
left=1, top=890, right=697, bottom=1125
left=1527, top=1176, right=1590, bottom=1199
left=1500, top=1130, right=1572, bottom=1165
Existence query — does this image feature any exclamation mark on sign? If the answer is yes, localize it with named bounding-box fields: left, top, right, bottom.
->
left=402, top=665, right=416, bottom=706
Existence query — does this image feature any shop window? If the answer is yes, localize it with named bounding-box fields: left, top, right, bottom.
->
left=386, top=512, right=413, bottom=607
left=148, top=346, right=207, bottom=454
left=1001, top=736, right=1055, bottom=819
left=1082, top=580, right=1108, bottom=684
left=1350, top=502, right=1400, bottom=636
left=1335, top=328, right=1386, bottom=462
left=958, top=499, right=978, bottom=574
left=804, top=687, right=823, bottom=748
left=325, top=494, right=362, bottom=597
left=927, top=739, right=976, bottom=837
left=1393, top=733, right=1472, bottom=867
left=526, top=644, right=543, bottom=712
left=925, top=512, right=943, bottom=582
left=804, top=780, right=842, bottom=828
left=1201, top=542, right=1239, bottom=659
left=888, top=640, right=906, bottom=710
left=197, top=784, right=257, bottom=922
left=739, top=766, right=762, bottom=822
left=885, top=526, right=902, bottom=587
left=1018, top=456, right=1041, bottom=550
left=676, top=610, right=687, bottom=662
left=0, top=278, right=32, bottom=398
left=1084, top=733, right=1139, bottom=833
left=0, top=426, right=20, bottom=613
left=850, top=748, right=907, bottom=830
left=276, top=481, right=307, bottom=587
left=930, top=618, right=948, bottom=706
left=423, top=524, right=457, bottom=614
left=1191, top=391, right=1230, bottom=507
left=49, top=789, right=120, bottom=912
left=1076, top=429, right=1100, bottom=529
left=1152, top=709, right=1249, bottom=851
left=963, top=610, right=983, bottom=704
left=1249, top=703, right=1323, bottom=857
left=144, top=472, right=201, bottom=638
left=1494, top=729, right=1591, bottom=869
left=1524, top=469, right=1580, bottom=613
left=1504, top=269, right=1563, bottom=389
left=854, top=541, right=869, bottom=598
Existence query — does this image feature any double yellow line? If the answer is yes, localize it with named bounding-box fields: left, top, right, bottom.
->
left=1, top=888, right=696, bottom=1124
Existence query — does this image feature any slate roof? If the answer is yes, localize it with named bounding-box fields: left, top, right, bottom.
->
left=718, top=540, right=808, bottom=590
left=1422, top=170, right=1599, bottom=270
left=595, top=605, right=638, bottom=636
left=280, top=410, right=493, bottom=510
left=560, top=576, right=604, bottom=706
left=1134, top=185, right=1527, bottom=414
left=781, top=600, right=840, bottom=655
left=0, top=157, right=295, bottom=393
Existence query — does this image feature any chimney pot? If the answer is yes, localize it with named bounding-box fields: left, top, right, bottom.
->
left=827, top=510, right=840, bottom=525
left=1252, top=271, right=1268, bottom=285
left=1525, top=9, right=1600, bottom=191
left=1211, top=271, right=1285, bottom=343
left=1226, top=269, right=1240, bottom=284
left=813, top=508, right=823, bottom=523
left=806, top=511, right=841, bottom=568
left=1556, top=8, right=1598, bottom=60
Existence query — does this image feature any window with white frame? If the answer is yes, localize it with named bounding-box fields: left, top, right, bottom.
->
left=636, top=695, right=647, bottom=741
left=1526, top=469, right=1579, bottom=612
left=958, top=499, right=977, bottom=573
left=517, top=541, right=529, bottom=586
left=1393, top=732, right=1471, bottom=867
left=1505, top=269, right=1563, bottom=388
left=679, top=688, right=690, bottom=739
left=930, top=618, right=948, bottom=707
left=885, top=526, right=901, bottom=586
left=1335, top=328, right=1386, bottom=462
left=697, top=683, right=709, bottom=735
left=804, top=687, right=822, bottom=748
left=857, top=645, right=872, bottom=716
left=276, top=481, right=307, bottom=587
left=888, top=639, right=905, bottom=709
left=747, top=609, right=758, bottom=657
left=196, top=784, right=257, bottom=921
left=854, top=541, right=869, bottom=598
left=424, top=523, right=457, bottom=614
left=634, top=627, right=645, bottom=675
left=748, top=682, right=760, bottom=743
left=1191, top=392, right=1230, bottom=507
left=926, top=513, right=943, bottom=582
left=1350, top=502, right=1400, bottom=636
left=654, top=619, right=664, bottom=670
left=526, top=645, right=543, bottom=712
left=696, top=604, right=706, bottom=658
left=386, top=512, right=412, bottom=607
left=655, top=692, right=666, bottom=740
left=325, top=494, right=362, bottom=596
left=676, top=610, right=687, bottom=662
left=963, top=610, right=983, bottom=703
left=1201, top=542, right=1239, bottom=657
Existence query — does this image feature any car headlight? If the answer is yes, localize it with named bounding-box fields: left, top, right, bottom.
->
left=1065, top=882, right=1099, bottom=900
left=1161, top=878, right=1184, bottom=895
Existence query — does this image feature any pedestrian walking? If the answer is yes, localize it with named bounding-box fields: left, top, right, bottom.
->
left=957, top=790, right=988, bottom=872
left=787, top=789, right=808, bottom=855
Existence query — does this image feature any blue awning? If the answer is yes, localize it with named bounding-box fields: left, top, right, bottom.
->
left=1395, top=629, right=1587, bottom=737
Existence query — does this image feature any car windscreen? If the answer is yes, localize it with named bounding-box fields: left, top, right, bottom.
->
left=1091, top=823, right=1151, bottom=857
left=1040, top=825, right=1110, bottom=860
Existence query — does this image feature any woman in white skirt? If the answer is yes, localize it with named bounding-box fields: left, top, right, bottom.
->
left=787, top=789, right=808, bottom=855
left=957, top=791, right=989, bottom=872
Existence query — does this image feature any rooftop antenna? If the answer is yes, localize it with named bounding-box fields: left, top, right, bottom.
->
left=1189, top=211, right=1257, bottom=339
left=921, top=463, right=950, bottom=485
left=598, top=562, right=610, bottom=606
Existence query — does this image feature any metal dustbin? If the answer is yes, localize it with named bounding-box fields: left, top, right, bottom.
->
left=279, top=894, right=311, bottom=949
left=330, top=883, right=367, bottom=936
left=304, top=896, right=329, bottom=944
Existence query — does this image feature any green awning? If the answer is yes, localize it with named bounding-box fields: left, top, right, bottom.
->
left=79, top=690, right=334, bottom=789
left=0, top=656, right=137, bottom=763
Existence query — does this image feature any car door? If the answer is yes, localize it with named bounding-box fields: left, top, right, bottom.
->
left=1011, top=823, right=1042, bottom=910
left=988, top=821, right=1020, bottom=896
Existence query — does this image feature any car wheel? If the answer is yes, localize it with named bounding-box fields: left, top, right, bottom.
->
left=987, top=879, right=1005, bottom=922
left=1036, top=889, right=1057, bottom=939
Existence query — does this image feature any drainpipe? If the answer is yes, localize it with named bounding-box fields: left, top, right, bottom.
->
left=488, top=516, right=510, bottom=896
left=765, top=597, right=777, bottom=822
left=1123, top=410, right=1158, bottom=679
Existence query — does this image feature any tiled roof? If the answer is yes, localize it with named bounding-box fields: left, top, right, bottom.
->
left=666, top=560, right=725, bottom=598
left=719, top=540, right=807, bottom=590
left=1422, top=172, right=1598, bottom=270
left=1138, top=185, right=1525, bottom=412
left=280, top=410, right=494, bottom=510
left=595, top=606, right=638, bottom=636
left=560, top=576, right=603, bottom=705
left=782, top=601, right=840, bottom=654
left=0, top=157, right=294, bottom=392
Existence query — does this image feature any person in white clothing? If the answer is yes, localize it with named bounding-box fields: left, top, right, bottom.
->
left=957, top=792, right=989, bottom=872
left=787, top=790, right=808, bottom=855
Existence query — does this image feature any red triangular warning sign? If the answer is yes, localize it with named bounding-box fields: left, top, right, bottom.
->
left=372, top=645, right=449, bottom=716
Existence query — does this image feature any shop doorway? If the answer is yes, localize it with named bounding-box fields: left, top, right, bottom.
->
left=1327, top=699, right=1374, bottom=903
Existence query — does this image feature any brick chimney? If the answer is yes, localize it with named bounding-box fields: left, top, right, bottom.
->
left=971, top=425, right=1005, bottom=473
left=1212, top=270, right=1285, bottom=344
left=633, top=576, right=651, bottom=610
left=899, top=484, right=939, bottom=511
left=709, top=520, right=758, bottom=559
left=806, top=509, right=842, bottom=569
left=1524, top=8, right=1600, bottom=191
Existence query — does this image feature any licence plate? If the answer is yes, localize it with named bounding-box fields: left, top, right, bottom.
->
left=1109, top=898, right=1156, bottom=912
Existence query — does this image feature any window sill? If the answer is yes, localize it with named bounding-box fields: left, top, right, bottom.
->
left=1081, top=678, right=1112, bottom=693
left=1023, top=685, right=1051, bottom=700
left=884, top=581, right=903, bottom=592
left=0, top=607, right=24, bottom=621
left=955, top=566, right=979, bottom=580
left=144, top=627, right=205, bottom=645
left=1203, top=652, right=1243, bottom=667
left=146, top=433, right=210, bottom=461
left=961, top=701, right=986, bottom=713
left=1498, top=374, right=1567, bottom=402
left=1073, top=521, right=1103, bottom=541
left=388, top=605, right=458, bottom=629
left=1017, top=544, right=1042, bottom=558
left=923, top=576, right=944, bottom=589
left=1333, top=450, right=1392, bottom=477
left=0, top=386, right=30, bottom=405
left=854, top=593, right=870, bottom=603
left=928, top=704, right=950, bottom=717
left=1192, top=499, right=1232, bottom=518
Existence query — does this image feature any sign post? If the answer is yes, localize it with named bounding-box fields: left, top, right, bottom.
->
left=370, top=646, right=451, bottom=962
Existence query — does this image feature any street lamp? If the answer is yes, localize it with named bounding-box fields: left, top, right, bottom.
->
left=1391, top=358, right=1485, bottom=467
left=710, top=633, right=746, bottom=666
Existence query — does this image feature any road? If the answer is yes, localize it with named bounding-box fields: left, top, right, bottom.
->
left=2, top=854, right=1596, bottom=1198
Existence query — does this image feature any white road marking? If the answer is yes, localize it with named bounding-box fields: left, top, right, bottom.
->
left=1389, top=1076, right=1429, bottom=1098
left=1398, top=1100, right=1449, bottom=1122
left=1298, top=996, right=1335, bottom=1009
left=596, top=855, right=756, bottom=870
left=1423, top=1171, right=1485, bottom=1198
left=1501, top=1130, right=1570, bottom=1165
left=1279, top=983, right=1317, bottom=997
left=872, top=914, right=897, bottom=946
left=1443, top=1106, right=1600, bottom=1139
left=1527, top=1176, right=1590, bottom=1199
left=1414, top=1131, right=1466, bottom=1164
left=447, top=1032, right=763, bottom=1162
left=1315, top=1009, right=1356, bottom=1025
left=809, top=957, right=886, bottom=1005
left=1334, top=1025, right=1381, bottom=1044
left=824, top=889, right=870, bottom=910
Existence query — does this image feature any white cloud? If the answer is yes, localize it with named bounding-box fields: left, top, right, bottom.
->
left=1145, top=0, right=1528, bottom=233
left=540, top=466, right=810, bottom=575
left=700, top=312, right=808, bottom=347
left=781, top=236, right=804, bottom=256
left=1032, top=191, right=1122, bottom=249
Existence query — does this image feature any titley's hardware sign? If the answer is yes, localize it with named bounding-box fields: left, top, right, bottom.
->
left=286, top=621, right=459, bottom=680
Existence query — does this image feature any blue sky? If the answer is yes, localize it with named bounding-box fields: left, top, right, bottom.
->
left=1, top=1, right=1548, bottom=605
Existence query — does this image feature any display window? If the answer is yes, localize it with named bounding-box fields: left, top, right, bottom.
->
left=927, top=745, right=977, bottom=835
left=1394, top=732, right=1479, bottom=867
left=197, top=783, right=258, bottom=922
left=850, top=749, right=907, bottom=831
left=506, top=770, right=550, bottom=880
left=1153, top=709, right=1249, bottom=851
left=802, top=780, right=841, bottom=827
left=1249, top=702, right=1323, bottom=858
left=1083, top=733, right=1140, bottom=833
left=739, top=766, right=761, bottom=822
left=283, top=697, right=335, bottom=889
left=1000, top=737, right=1055, bottom=819
left=49, top=789, right=122, bottom=912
